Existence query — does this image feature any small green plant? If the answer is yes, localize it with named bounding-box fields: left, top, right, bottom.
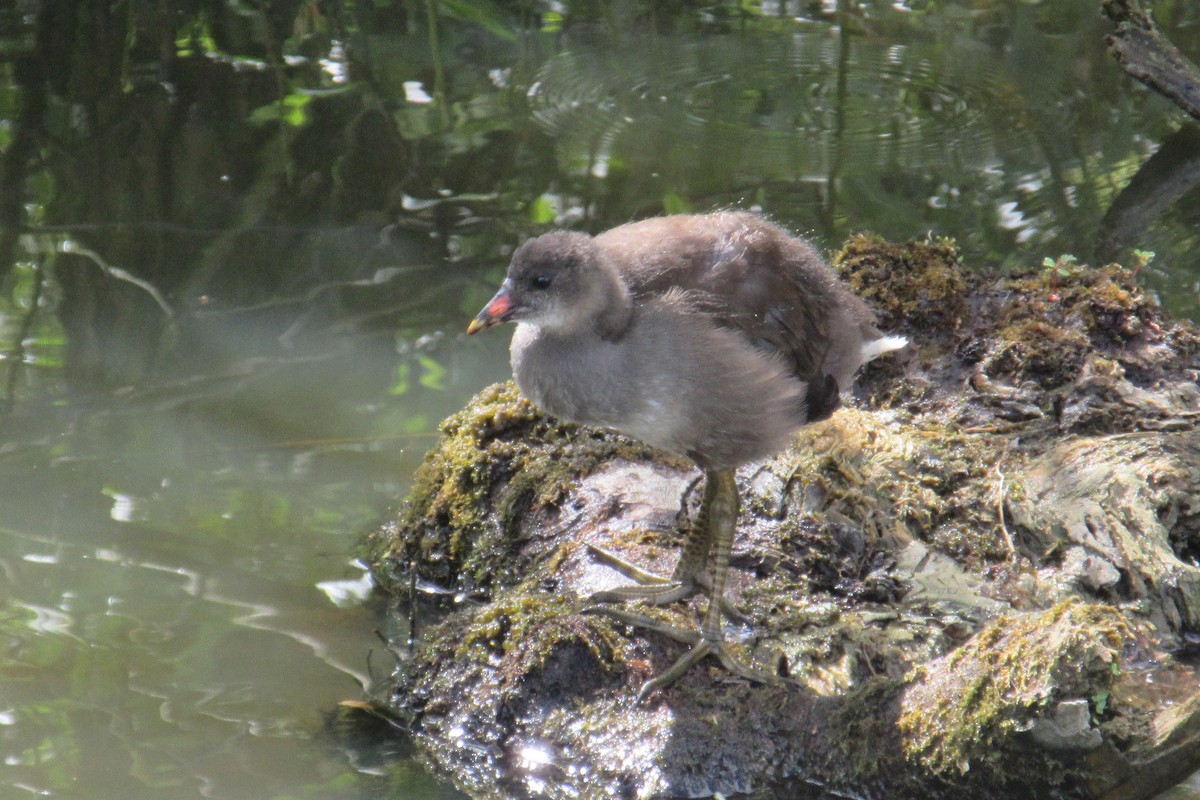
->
left=1041, top=254, right=1079, bottom=300
left=1041, top=254, right=1078, bottom=281
left=1130, top=249, right=1155, bottom=278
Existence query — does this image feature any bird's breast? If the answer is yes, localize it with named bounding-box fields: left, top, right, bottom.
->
left=511, top=325, right=618, bottom=424
left=510, top=324, right=687, bottom=449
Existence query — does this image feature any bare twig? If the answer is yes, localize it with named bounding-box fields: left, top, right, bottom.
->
left=58, top=239, right=175, bottom=319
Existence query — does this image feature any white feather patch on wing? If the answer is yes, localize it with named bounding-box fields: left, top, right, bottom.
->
left=859, top=335, right=909, bottom=363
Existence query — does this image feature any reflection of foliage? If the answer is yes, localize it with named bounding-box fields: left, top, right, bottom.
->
left=0, top=0, right=1197, bottom=401
left=0, top=3, right=1198, bottom=796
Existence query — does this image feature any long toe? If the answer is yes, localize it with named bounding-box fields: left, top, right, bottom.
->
left=589, top=582, right=698, bottom=606
left=585, top=543, right=703, bottom=606
left=581, top=605, right=702, bottom=644
left=634, top=639, right=789, bottom=703
left=586, top=543, right=674, bottom=585
left=581, top=606, right=789, bottom=702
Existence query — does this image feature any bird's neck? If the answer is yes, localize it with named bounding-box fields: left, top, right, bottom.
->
left=593, top=261, right=633, bottom=342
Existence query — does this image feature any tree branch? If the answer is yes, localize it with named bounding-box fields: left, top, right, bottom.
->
left=1103, top=0, right=1200, bottom=120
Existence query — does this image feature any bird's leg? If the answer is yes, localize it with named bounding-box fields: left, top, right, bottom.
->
left=670, top=471, right=719, bottom=584
left=584, top=472, right=716, bottom=605
left=587, top=470, right=783, bottom=700
left=586, top=472, right=745, bottom=620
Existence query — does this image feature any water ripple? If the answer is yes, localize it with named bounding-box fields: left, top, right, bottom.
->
left=529, top=31, right=1010, bottom=179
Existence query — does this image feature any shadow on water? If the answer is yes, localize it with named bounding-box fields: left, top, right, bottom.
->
left=0, top=0, right=1197, bottom=798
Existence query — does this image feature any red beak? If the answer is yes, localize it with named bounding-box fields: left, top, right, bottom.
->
left=466, top=287, right=515, bottom=335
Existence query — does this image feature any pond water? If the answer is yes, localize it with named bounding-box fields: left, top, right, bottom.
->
left=0, top=2, right=1198, bottom=798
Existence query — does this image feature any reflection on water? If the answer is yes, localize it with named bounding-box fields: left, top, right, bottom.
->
left=531, top=34, right=1003, bottom=177
left=0, top=0, right=1198, bottom=798
left=0, top=340, right=494, bottom=800
left=0, top=320, right=497, bottom=798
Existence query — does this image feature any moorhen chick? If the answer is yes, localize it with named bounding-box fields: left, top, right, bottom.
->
left=467, top=211, right=906, bottom=699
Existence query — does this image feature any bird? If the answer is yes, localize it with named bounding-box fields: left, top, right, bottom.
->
left=466, top=210, right=907, bottom=699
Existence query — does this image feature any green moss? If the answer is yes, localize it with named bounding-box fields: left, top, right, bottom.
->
left=772, top=410, right=1008, bottom=562
left=1045, top=264, right=1146, bottom=343
left=365, top=381, right=663, bottom=595
left=782, top=412, right=942, bottom=537
left=452, top=586, right=632, bottom=683
left=833, top=233, right=968, bottom=332
left=825, top=678, right=909, bottom=779
left=897, top=599, right=1131, bottom=776
left=977, top=261, right=1193, bottom=389
left=984, top=318, right=1091, bottom=388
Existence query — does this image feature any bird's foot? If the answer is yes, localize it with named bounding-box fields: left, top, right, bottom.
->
left=581, top=604, right=785, bottom=702
left=585, top=544, right=697, bottom=604
left=584, top=544, right=748, bottom=624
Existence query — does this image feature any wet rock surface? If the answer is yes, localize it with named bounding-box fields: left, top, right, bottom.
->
left=364, top=237, right=1200, bottom=800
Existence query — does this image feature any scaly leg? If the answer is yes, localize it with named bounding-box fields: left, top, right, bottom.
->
left=585, top=471, right=716, bottom=605
left=586, top=469, right=783, bottom=700
left=586, top=472, right=747, bottom=622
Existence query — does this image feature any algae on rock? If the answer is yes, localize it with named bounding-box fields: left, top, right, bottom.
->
left=365, top=381, right=664, bottom=594
left=899, top=600, right=1131, bottom=777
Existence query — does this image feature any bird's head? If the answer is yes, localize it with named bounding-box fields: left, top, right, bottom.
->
left=467, top=231, right=618, bottom=335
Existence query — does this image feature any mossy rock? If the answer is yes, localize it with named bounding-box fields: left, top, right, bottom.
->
left=367, top=235, right=1200, bottom=800
left=899, top=600, right=1130, bottom=778
left=974, top=263, right=1198, bottom=389
left=364, top=381, right=667, bottom=595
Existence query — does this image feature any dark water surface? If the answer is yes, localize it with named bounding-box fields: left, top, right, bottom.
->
left=0, top=1, right=1198, bottom=798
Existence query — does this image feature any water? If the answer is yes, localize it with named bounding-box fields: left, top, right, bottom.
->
left=0, top=317, right=497, bottom=798
left=0, top=1, right=1197, bottom=798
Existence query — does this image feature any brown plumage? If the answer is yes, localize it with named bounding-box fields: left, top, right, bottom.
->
left=470, top=211, right=903, bottom=467
left=468, top=210, right=906, bottom=698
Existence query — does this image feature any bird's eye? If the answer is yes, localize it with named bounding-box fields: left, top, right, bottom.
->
left=531, top=275, right=552, bottom=290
